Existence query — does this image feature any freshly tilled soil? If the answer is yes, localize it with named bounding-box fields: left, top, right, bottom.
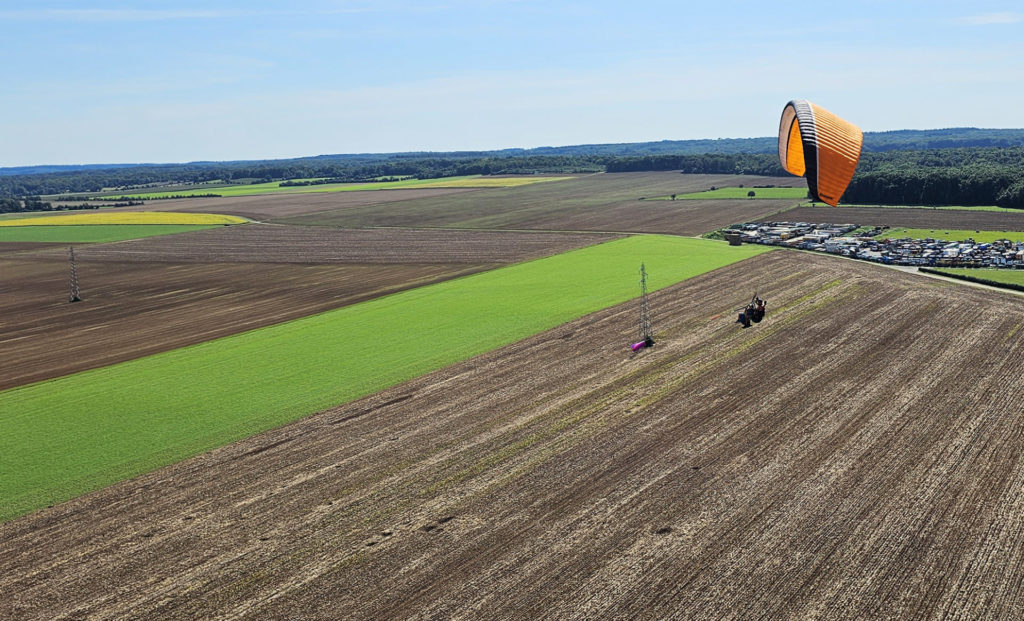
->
left=4, top=251, right=1024, bottom=619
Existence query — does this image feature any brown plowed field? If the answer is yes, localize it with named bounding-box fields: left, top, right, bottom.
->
left=97, top=187, right=480, bottom=219
left=279, top=172, right=804, bottom=234
left=768, top=205, right=1024, bottom=231
left=0, top=242, right=66, bottom=255
left=0, top=259, right=492, bottom=390
left=5, top=251, right=1024, bottom=618
left=32, top=225, right=617, bottom=264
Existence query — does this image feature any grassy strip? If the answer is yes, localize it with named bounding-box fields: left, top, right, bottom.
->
left=104, top=175, right=573, bottom=199
left=0, top=212, right=246, bottom=226
left=923, top=268, right=1024, bottom=291
left=0, top=236, right=770, bottom=522
left=0, top=224, right=222, bottom=243
left=874, top=228, right=1024, bottom=244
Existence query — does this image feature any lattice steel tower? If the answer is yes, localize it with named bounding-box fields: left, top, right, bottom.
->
left=638, top=262, right=652, bottom=342
left=68, top=246, right=82, bottom=303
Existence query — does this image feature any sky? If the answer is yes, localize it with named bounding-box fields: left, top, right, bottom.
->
left=2, top=0, right=1023, bottom=166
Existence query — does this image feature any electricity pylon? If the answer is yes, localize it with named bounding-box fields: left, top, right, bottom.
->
left=638, top=262, right=652, bottom=343
left=69, top=246, right=82, bottom=303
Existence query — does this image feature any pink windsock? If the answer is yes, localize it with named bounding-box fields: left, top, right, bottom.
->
left=631, top=341, right=646, bottom=352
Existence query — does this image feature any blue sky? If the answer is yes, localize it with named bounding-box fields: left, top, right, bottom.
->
left=2, top=1, right=1023, bottom=166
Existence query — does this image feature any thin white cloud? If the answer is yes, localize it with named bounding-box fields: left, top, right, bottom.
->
left=0, top=7, right=377, bottom=21
left=956, top=12, right=1024, bottom=25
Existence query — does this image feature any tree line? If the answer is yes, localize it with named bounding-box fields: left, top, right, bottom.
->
left=0, top=197, right=145, bottom=213
left=1, top=197, right=52, bottom=213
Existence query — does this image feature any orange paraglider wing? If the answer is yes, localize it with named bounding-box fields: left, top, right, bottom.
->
left=778, top=100, right=862, bottom=207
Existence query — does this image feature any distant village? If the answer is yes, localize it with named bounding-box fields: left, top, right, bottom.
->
left=726, top=222, right=1024, bottom=268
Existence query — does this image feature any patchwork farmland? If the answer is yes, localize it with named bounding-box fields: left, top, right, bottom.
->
left=62, top=187, right=481, bottom=220
left=1, top=227, right=616, bottom=389
left=5, top=172, right=1024, bottom=618
left=98, top=174, right=574, bottom=199
left=4, top=251, right=1024, bottom=618
left=1, top=236, right=768, bottom=522
left=0, top=260, right=480, bottom=390
left=277, top=172, right=804, bottom=234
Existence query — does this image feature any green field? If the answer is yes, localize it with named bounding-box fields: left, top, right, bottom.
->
left=675, top=187, right=808, bottom=200
left=930, top=268, right=1024, bottom=287
left=875, top=228, right=1024, bottom=243
left=0, top=224, right=222, bottom=243
left=0, top=235, right=770, bottom=522
left=102, top=175, right=570, bottom=199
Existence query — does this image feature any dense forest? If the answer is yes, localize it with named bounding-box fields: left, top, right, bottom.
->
left=844, top=147, right=1024, bottom=207
left=3, top=128, right=1024, bottom=207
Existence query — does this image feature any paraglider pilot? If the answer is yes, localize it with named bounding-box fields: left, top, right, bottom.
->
left=736, top=295, right=767, bottom=328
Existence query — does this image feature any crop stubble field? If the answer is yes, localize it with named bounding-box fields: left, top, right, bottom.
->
left=1, top=226, right=614, bottom=390
left=277, top=172, right=805, bottom=234
left=4, top=251, right=1024, bottom=619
